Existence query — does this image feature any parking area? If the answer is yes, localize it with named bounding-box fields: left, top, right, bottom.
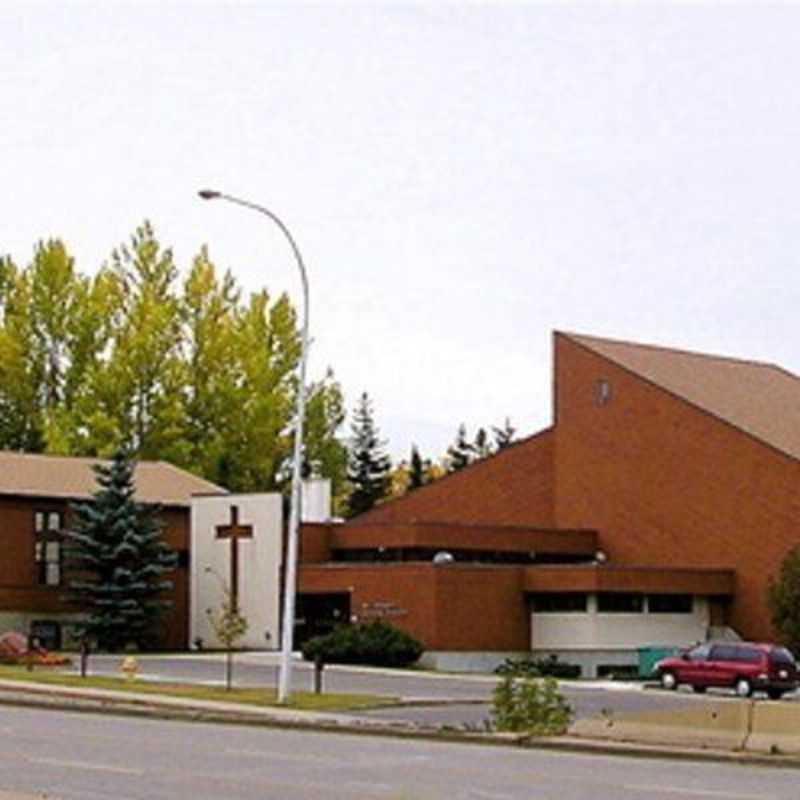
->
left=54, top=651, right=797, bottom=728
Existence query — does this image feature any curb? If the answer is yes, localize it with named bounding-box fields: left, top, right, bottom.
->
left=3, top=683, right=800, bottom=768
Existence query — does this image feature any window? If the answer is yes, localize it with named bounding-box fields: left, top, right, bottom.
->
left=531, top=593, right=588, bottom=613
left=687, top=644, right=711, bottom=662
left=769, top=647, right=796, bottom=667
left=648, top=594, right=693, bottom=614
left=597, top=593, right=644, bottom=613
left=594, top=379, right=612, bottom=406
left=710, top=644, right=762, bottom=663
left=34, top=511, right=62, bottom=587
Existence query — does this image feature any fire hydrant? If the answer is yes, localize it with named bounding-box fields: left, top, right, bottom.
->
left=120, top=656, right=139, bottom=682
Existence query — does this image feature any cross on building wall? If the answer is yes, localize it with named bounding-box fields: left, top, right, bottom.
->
left=215, top=505, right=253, bottom=611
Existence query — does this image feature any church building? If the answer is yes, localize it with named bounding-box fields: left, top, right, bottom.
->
left=296, top=332, right=800, bottom=675
left=3, top=331, right=800, bottom=677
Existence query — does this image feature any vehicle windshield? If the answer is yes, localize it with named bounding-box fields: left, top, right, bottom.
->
left=687, top=644, right=711, bottom=661
left=769, top=647, right=796, bottom=666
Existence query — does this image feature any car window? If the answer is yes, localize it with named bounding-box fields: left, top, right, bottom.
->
left=687, top=644, right=710, bottom=662
left=733, top=646, right=762, bottom=663
left=769, top=647, right=796, bottom=666
left=710, top=644, right=739, bottom=661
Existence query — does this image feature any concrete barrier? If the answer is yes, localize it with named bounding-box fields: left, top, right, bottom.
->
left=571, top=701, right=752, bottom=751
left=746, top=702, right=800, bottom=755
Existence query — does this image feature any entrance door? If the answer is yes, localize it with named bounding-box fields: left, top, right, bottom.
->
left=295, top=593, right=351, bottom=648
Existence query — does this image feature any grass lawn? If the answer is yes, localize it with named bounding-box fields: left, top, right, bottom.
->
left=0, top=665, right=397, bottom=712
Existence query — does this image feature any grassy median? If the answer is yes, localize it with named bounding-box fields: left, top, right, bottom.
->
left=0, top=664, right=396, bottom=712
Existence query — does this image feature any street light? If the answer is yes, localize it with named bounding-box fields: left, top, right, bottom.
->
left=198, top=188, right=309, bottom=704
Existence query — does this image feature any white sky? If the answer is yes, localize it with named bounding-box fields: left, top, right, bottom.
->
left=4, top=2, right=800, bottom=460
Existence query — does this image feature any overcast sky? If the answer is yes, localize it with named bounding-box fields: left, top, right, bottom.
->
left=4, top=2, right=800, bottom=459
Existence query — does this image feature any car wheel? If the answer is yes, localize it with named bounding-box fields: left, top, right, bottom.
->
left=767, top=689, right=784, bottom=701
left=734, top=678, right=752, bottom=698
left=692, top=685, right=707, bottom=694
left=660, top=671, right=677, bottom=691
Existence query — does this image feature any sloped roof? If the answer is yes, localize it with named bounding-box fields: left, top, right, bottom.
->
left=0, top=451, right=226, bottom=506
left=564, top=332, right=800, bottom=461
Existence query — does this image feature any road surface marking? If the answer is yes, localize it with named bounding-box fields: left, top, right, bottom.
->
left=30, top=757, right=144, bottom=775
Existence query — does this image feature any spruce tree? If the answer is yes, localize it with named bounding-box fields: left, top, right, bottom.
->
left=473, top=427, right=492, bottom=459
left=409, top=444, right=425, bottom=489
left=64, top=448, right=176, bottom=650
left=493, top=417, right=516, bottom=451
left=346, top=392, right=391, bottom=516
left=446, top=423, right=474, bottom=472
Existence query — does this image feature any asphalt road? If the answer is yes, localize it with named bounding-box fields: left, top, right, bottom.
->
left=70, top=652, right=768, bottom=727
left=2, top=704, right=800, bottom=800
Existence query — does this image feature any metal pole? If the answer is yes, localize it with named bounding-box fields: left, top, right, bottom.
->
left=198, top=189, right=309, bottom=704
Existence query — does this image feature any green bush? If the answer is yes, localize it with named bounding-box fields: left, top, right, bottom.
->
left=491, top=674, right=573, bottom=735
left=301, top=620, right=423, bottom=668
left=495, top=654, right=581, bottom=679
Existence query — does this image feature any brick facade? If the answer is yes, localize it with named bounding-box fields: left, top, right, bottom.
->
left=0, top=495, right=192, bottom=650
left=299, top=330, right=800, bottom=654
left=553, top=333, right=800, bottom=641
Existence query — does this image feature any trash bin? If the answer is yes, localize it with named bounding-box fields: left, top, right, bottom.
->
left=638, top=645, right=680, bottom=678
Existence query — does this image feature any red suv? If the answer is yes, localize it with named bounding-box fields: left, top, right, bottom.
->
left=655, top=642, right=798, bottom=699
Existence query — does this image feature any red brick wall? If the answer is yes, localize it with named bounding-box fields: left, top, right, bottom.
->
left=355, top=429, right=556, bottom=527
left=299, top=564, right=438, bottom=647
left=299, top=563, right=530, bottom=651
left=433, top=566, right=529, bottom=651
left=0, top=496, right=189, bottom=649
left=553, top=334, right=800, bottom=642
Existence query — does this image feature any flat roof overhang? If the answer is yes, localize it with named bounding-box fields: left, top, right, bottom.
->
left=329, top=521, right=598, bottom=556
left=524, top=565, right=736, bottom=596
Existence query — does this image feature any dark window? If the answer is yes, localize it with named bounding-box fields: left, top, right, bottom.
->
left=597, top=593, right=644, bottom=613
left=733, top=646, right=763, bottom=664
left=769, top=647, right=796, bottom=667
left=531, top=593, right=588, bottom=613
left=648, top=594, right=693, bottom=614
left=710, top=644, right=761, bottom=663
left=34, top=511, right=62, bottom=586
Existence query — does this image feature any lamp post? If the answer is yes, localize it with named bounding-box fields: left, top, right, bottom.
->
left=198, top=189, right=309, bottom=704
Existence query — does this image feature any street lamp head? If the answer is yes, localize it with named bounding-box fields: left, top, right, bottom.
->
left=198, top=189, right=221, bottom=200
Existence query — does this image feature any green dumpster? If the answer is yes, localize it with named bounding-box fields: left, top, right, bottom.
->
left=638, top=645, right=681, bottom=678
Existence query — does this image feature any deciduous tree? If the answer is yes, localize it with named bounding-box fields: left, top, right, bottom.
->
left=768, top=546, right=800, bottom=656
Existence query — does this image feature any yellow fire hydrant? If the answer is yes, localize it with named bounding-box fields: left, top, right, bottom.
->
left=120, top=656, right=139, bottom=682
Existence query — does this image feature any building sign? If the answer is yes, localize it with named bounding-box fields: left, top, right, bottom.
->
left=361, top=601, right=408, bottom=620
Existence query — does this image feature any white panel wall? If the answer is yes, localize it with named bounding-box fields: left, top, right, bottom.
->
left=532, top=596, right=710, bottom=650
left=190, top=494, right=283, bottom=650
left=301, top=478, right=332, bottom=523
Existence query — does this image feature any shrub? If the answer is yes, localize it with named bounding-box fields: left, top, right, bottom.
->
left=495, top=654, right=581, bottom=679
left=491, top=674, right=573, bottom=735
left=301, top=620, right=423, bottom=668
left=768, top=545, right=800, bottom=657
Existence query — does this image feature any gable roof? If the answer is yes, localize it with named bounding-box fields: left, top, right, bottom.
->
left=563, top=332, right=800, bottom=462
left=0, top=451, right=226, bottom=507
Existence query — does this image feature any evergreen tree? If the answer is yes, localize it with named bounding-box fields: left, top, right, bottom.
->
left=346, top=392, right=391, bottom=516
left=409, top=444, right=425, bottom=489
left=473, top=427, right=492, bottom=459
left=446, top=423, right=473, bottom=472
left=493, top=417, right=516, bottom=451
left=64, top=448, right=176, bottom=650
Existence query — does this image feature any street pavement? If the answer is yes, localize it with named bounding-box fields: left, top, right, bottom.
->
left=2, top=704, right=800, bottom=800
left=65, top=651, right=776, bottom=727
